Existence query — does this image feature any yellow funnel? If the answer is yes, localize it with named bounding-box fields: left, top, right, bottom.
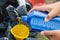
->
left=10, top=24, right=29, bottom=40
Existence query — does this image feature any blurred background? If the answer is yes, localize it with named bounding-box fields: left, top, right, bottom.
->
left=46, top=0, right=59, bottom=4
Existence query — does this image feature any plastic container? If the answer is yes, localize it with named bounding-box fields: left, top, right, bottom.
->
left=28, top=0, right=45, bottom=6
left=21, top=10, right=60, bottom=32
left=10, top=24, right=29, bottom=40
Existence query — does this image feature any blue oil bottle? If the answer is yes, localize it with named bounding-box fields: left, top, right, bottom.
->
left=21, top=10, right=60, bottom=32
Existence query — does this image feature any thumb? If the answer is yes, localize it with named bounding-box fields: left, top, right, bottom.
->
left=40, top=31, right=55, bottom=36
left=45, top=6, right=60, bottom=22
left=28, top=5, right=50, bottom=15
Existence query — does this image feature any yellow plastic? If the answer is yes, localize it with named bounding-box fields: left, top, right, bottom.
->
left=10, top=24, right=29, bottom=40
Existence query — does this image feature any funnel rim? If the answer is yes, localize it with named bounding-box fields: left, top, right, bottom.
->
left=10, top=24, right=29, bottom=39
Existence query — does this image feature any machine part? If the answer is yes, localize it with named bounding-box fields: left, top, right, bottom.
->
left=6, top=5, right=27, bottom=20
left=0, top=21, right=8, bottom=34
left=16, top=6, right=27, bottom=16
left=0, top=30, right=6, bottom=38
left=0, top=7, right=8, bottom=23
left=29, top=31, right=38, bottom=38
left=9, top=34, right=15, bottom=40
left=6, top=5, right=20, bottom=27
left=0, top=23, right=7, bottom=30
left=3, top=37, right=9, bottom=40
left=6, top=5, right=19, bottom=17
left=26, top=2, right=32, bottom=11
left=0, top=22, right=8, bottom=37
left=17, top=17, right=22, bottom=23
left=17, top=0, right=26, bottom=6
left=6, top=5, right=16, bottom=21
left=0, top=0, right=42, bottom=39
left=0, top=37, right=8, bottom=40
left=26, top=38, right=38, bottom=40
left=0, top=0, right=18, bottom=7
left=0, top=0, right=18, bottom=23
left=5, top=22, right=11, bottom=37
left=16, top=0, right=27, bottom=16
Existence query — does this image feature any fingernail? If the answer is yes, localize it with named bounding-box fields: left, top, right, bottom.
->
left=44, top=16, right=50, bottom=22
left=44, top=18, right=49, bottom=22
left=40, top=31, right=44, bottom=35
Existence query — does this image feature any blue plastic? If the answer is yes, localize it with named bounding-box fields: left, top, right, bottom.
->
left=21, top=10, right=60, bottom=32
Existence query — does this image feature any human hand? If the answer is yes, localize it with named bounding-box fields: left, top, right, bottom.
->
left=28, top=2, right=60, bottom=22
left=40, top=30, right=60, bottom=40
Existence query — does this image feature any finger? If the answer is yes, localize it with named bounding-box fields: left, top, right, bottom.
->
left=28, top=7, right=35, bottom=14
left=28, top=5, right=51, bottom=15
left=28, top=6, right=43, bottom=14
left=40, top=32, right=52, bottom=40
left=44, top=6, right=60, bottom=22
left=28, top=2, right=57, bottom=15
left=40, top=31, right=55, bottom=36
left=45, top=35, right=51, bottom=39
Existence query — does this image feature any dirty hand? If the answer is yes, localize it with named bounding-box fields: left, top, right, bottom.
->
left=28, top=2, right=60, bottom=22
left=40, top=30, right=60, bottom=40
